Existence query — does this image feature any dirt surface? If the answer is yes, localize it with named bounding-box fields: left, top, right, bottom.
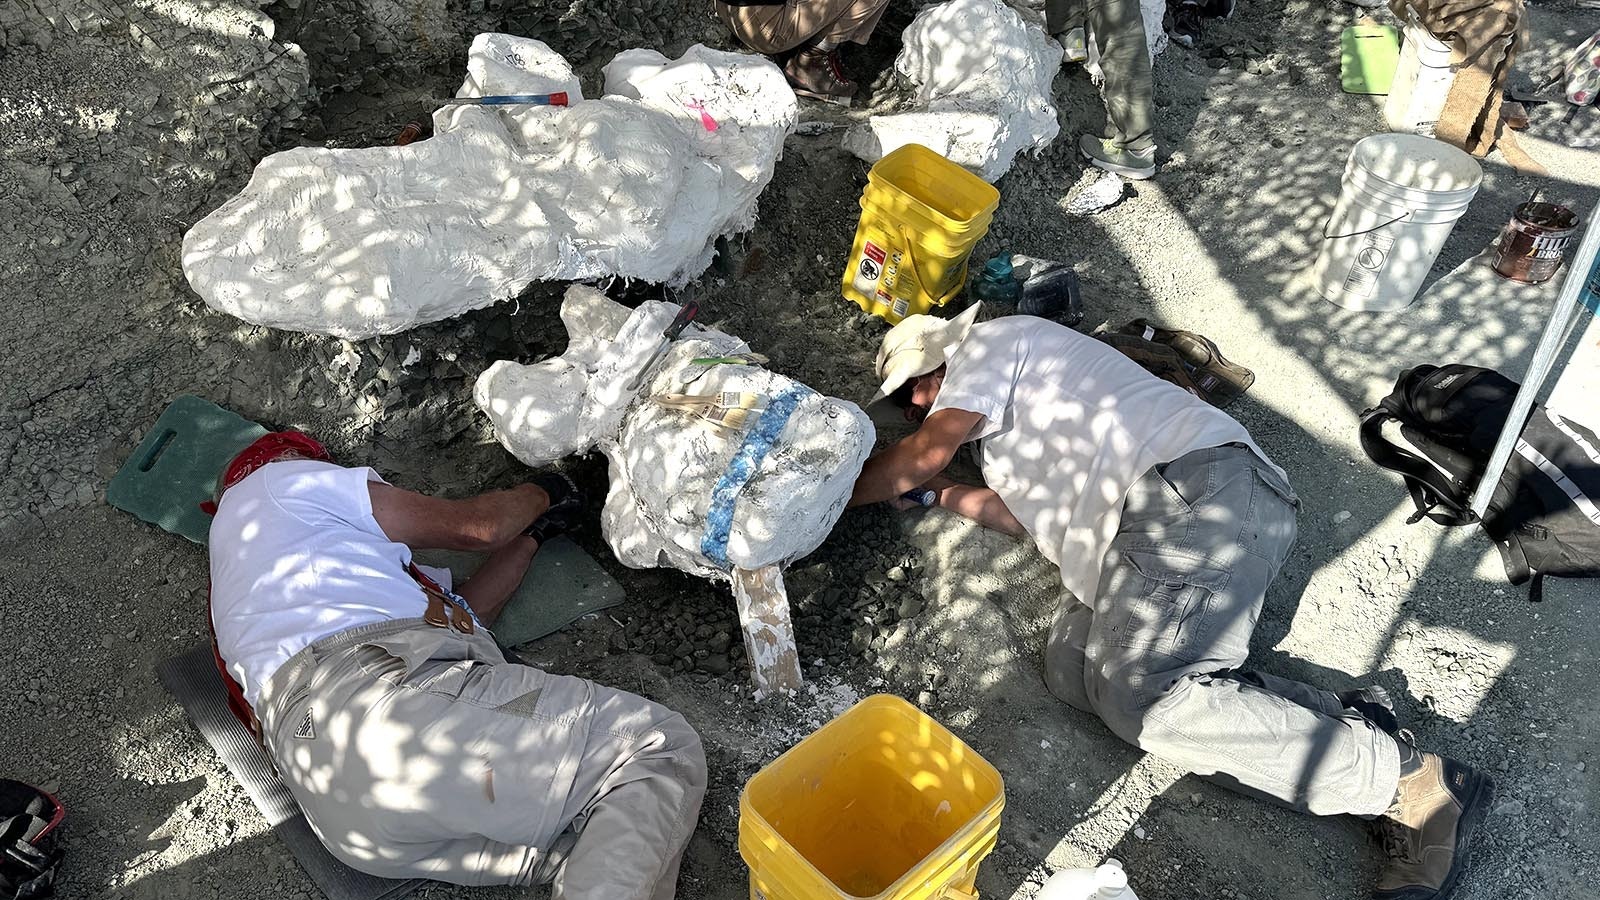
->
left=2, top=0, right=1599, bottom=898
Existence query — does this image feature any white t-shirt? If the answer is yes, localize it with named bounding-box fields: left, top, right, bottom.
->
left=929, top=317, right=1288, bottom=603
left=209, top=460, right=452, bottom=706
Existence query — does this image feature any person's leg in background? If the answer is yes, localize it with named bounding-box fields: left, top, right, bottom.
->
left=1079, top=0, right=1158, bottom=178
left=1045, top=0, right=1089, bottom=63
left=714, top=0, right=891, bottom=104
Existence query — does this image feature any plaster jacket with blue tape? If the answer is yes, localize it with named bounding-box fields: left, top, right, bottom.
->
left=475, top=285, right=875, bottom=578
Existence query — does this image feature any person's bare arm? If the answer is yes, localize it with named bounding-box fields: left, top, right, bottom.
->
left=848, top=408, right=985, bottom=507
left=369, top=482, right=549, bottom=551
left=454, top=536, right=542, bottom=626
left=924, top=474, right=1027, bottom=536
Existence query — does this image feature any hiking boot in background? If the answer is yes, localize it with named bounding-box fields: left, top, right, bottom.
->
left=783, top=44, right=857, bottom=106
left=1079, top=135, right=1157, bottom=179
left=1170, top=0, right=1204, bottom=48
left=1117, top=318, right=1255, bottom=407
left=1373, top=749, right=1493, bottom=900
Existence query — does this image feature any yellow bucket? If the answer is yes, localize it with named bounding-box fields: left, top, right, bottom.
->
left=738, top=694, right=1006, bottom=900
left=840, top=144, right=1001, bottom=324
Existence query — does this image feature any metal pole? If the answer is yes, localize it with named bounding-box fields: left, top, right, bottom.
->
left=1469, top=200, right=1600, bottom=517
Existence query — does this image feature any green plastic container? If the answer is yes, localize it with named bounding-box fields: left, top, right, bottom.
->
left=1341, top=24, right=1401, bottom=95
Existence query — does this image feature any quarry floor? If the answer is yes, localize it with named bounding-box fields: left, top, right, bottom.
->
left=3, top=0, right=1600, bottom=898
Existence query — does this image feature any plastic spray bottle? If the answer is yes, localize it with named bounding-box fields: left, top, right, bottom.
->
left=971, top=256, right=1022, bottom=305
left=1037, top=858, right=1139, bottom=900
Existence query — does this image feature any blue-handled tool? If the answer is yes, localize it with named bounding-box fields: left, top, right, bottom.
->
left=438, top=92, right=570, bottom=107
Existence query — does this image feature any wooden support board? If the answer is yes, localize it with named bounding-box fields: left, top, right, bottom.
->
left=730, top=565, right=803, bottom=697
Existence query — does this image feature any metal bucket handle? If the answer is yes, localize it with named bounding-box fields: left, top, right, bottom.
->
left=898, top=224, right=969, bottom=310
left=1324, top=208, right=1413, bottom=241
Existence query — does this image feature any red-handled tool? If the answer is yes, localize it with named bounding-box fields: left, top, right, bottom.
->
left=627, top=301, right=701, bottom=391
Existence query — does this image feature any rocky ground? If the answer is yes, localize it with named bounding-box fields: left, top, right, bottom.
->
left=2, top=0, right=1598, bottom=898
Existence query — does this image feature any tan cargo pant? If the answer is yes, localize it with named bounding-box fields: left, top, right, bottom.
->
left=257, top=618, right=707, bottom=900
left=715, top=0, right=891, bottom=54
left=1046, top=0, right=1156, bottom=152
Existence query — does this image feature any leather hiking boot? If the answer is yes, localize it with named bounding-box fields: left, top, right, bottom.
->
left=1079, top=134, right=1156, bottom=179
left=1117, top=318, right=1255, bottom=407
left=1095, top=332, right=1208, bottom=400
left=783, top=46, right=857, bottom=106
left=1374, top=752, right=1493, bottom=900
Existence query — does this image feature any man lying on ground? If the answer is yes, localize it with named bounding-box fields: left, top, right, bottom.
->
left=849, top=306, right=1491, bottom=900
left=207, top=432, right=705, bottom=899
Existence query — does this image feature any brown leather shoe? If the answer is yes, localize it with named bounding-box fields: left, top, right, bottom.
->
left=1373, top=752, right=1493, bottom=900
left=783, top=46, right=857, bottom=106
left=1117, top=318, right=1255, bottom=407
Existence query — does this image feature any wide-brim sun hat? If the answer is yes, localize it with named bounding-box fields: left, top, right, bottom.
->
left=871, top=303, right=983, bottom=402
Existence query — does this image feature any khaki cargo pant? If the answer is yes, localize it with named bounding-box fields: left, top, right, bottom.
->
left=1046, top=0, right=1156, bottom=152
left=257, top=618, right=707, bottom=900
left=715, top=0, right=891, bottom=54
left=1044, top=446, right=1400, bottom=816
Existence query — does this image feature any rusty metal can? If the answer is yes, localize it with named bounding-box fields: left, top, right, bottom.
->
left=394, top=121, right=425, bottom=146
left=1492, top=202, right=1580, bottom=284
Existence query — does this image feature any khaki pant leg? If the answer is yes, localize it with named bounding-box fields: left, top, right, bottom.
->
left=1086, top=0, right=1155, bottom=152
left=1045, top=0, right=1086, bottom=37
left=263, top=624, right=706, bottom=898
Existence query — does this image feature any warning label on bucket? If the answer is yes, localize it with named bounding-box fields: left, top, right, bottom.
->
left=1343, top=228, right=1397, bottom=300
left=853, top=241, right=888, bottom=295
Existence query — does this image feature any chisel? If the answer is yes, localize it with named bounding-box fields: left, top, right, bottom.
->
left=438, top=92, right=571, bottom=107
left=627, top=301, right=701, bottom=390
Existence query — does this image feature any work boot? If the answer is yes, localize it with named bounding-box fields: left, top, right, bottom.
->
left=1373, top=748, right=1494, bottom=900
left=525, top=472, right=585, bottom=545
left=1117, top=318, right=1255, bottom=407
left=1079, top=134, right=1156, bottom=180
left=783, top=45, right=857, bottom=106
left=1339, top=685, right=1400, bottom=735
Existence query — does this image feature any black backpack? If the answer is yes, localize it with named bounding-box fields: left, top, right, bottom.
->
left=0, top=781, right=63, bottom=900
left=1360, top=363, right=1600, bottom=601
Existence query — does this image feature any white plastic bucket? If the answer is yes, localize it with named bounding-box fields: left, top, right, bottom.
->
left=1310, top=133, right=1483, bottom=311
left=1384, top=20, right=1455, bottom=136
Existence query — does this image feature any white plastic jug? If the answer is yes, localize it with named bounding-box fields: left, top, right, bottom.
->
left=1038, top=858, right=1140, bottom=900
left=1384, top=18, right=1456, bottom=137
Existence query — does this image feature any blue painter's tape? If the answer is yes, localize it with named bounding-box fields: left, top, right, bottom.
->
left=700, top=385, right=811, bottom=569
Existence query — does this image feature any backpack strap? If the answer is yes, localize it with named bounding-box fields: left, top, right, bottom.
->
left=1359, top=406, right=1479, bottom=526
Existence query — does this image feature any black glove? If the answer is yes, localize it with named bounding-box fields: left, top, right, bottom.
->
left=523, top=472, right=584, bottom=544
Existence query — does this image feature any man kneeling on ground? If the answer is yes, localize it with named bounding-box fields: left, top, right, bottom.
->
left=208, top=432, right=706, bottom=898
left=849, top=306, right=1491, bottom=900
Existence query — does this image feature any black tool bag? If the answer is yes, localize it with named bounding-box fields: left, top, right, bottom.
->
left=0, top=781, right=63, bottom=900
left=1359, top=363, right=1600, bottom=600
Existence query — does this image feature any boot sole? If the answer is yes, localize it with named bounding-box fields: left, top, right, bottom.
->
left=1082, top=153, right=1156, bottom=180
left=1440, top=772, right=1494, bottom=900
